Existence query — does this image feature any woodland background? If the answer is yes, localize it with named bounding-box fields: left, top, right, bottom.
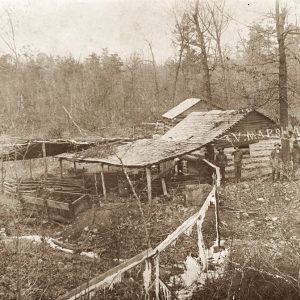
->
left=0, top=0, right=299, bottom=137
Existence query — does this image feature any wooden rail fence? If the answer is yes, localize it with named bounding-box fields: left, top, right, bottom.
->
left=3, top=178, right=83, bottom=195
left=57, top=161, right=221, bottom=299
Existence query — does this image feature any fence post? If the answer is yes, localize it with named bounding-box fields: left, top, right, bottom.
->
left=1, top=148, right=3, bottom=194
left=155, top=252, right=160, bottom=300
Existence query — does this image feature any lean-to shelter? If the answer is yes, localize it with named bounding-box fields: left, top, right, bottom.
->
left=56, top=109, right=277, bottom=201
left=0, top=137, right=134, bottom=161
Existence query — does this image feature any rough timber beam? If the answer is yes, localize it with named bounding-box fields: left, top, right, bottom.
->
left=146, top=167, right=152, bottom=203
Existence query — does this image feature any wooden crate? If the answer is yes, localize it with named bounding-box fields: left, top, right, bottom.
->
left=21, top=192, right=92, bottom=223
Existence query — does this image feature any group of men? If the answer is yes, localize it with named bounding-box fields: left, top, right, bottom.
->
left=214, top=140, right=300, bottom=184
left=270, top=140, right=300, bottom=182
left=179, top=140, right=300, bottom=184
left=215, top=146, right=243, bottom=184
left=181, top=145, right=244, bottom=184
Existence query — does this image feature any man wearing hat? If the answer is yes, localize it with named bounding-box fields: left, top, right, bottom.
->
left=231, top=146, right=243, bottom=182
left=270, top=142, right=283, bottom=182
left=215, top=147, right=228, bottom=184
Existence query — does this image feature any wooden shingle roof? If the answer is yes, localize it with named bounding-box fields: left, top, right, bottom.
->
left=56, top=139, right=205, bottom=167
left=161, top=110, right=251, bottom=142
left=57, top=109, right=275, bottom=168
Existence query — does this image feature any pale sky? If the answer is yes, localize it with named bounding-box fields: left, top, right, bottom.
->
left=0, top=0, right=298, bottom=62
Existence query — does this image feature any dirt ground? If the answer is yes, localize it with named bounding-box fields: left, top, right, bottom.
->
left=0, top=176, right=299, bottom=299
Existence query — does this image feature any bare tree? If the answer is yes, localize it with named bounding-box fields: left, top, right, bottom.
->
left=0, top=10, right=19, bottom=65
left=172, top=13, right=187, bottom=105
left=192, top=0, right=212, bottom=104
left=146, top=40, right=160, bottom=112
left=275, top=0, right=289, bottom=162
left=202, top=0, right=230, bottom=107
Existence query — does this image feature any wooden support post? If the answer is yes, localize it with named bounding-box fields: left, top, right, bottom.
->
left=14, top=148, right=18, bottom=180
left=59, top=159, right=63, bottom=179
left=43, top=196, right=50, bottom=221
left=1, top=156, right=3, bottom=194
left=42, top=142, right=48, bottom=179
left=161, top=178, right=168, bottom=196
left=155, top=253, right=160, bottom=300
left=29, top=159, right=33, bottom=179
left=73, top=161, right=77, bottom=175
left=146, top=167, right=152, bottom=203
left=100, top=164, right=107, bottom=201
left=215, top=187, right=221, bottom=247
left=94, top=173, right=98, bottom=195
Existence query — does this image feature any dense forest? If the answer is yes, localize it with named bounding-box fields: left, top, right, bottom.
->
left=0, top=0, right=299, bottom=138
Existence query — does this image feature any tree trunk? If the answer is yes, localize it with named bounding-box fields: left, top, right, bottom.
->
left=276, top=0, right=290, bottom=163
left=146, top=41, right=160, bottom=113
left=193, top=0, right=212, bottom=105
left=216, top=37, right=230, bottom=108
left=173, top=43, right=184, bottom=106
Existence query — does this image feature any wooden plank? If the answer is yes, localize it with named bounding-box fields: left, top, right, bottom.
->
left=46, top=199, right=70, bottom=211
left=72, top=195, right=92, bottom=216
left=48, top=190, right=87, bottom=196
left=22, top=195, right=70, bottom=211
left=57, top=248, right=155, bottom=300
left=71, top=194, right=86, bottom=206
left=22, top=195, right=43, bottom=206
left=155, top=254, right=160, bottom=300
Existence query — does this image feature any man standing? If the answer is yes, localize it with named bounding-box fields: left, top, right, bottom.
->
left=231, top=146, right=243, bottom=183
left=270, top=143, right=283, bottom=182
left=215, top=147, right=228, bottom=184
left=198, top=147, right=214, bottom=184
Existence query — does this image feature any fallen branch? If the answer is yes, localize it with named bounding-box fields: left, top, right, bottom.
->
left=220, top=206, right=260, bottom=215
left=230, top=260, right=299, bottom=286
left=62, top=106, right=87, bottom=136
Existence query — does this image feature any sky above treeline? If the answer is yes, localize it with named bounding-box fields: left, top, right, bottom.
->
left=0, top=0, right=298, bottom=62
